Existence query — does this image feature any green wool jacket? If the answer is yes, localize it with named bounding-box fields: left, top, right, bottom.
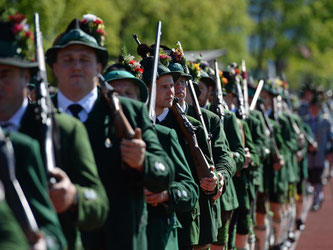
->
left=222, top=111, right=246, bottom=171
left=147, top=124, right=199, bottom=250
left=185, top=104, right=235, bottom=185
left=231, top=120, right=257, bottom=210
left=20, top=104, right=109, bottom=250
left=279, top=113, right=299, bottom=184
left=265, top=115, right=289, bottom=202
left=241, top=120, right=260, bottom=206
left=9, top=131, right=66, bottom=249
left=160, top=109, right=219, bottom=246
left=283, top=111, right=303, bottom=183
left=295, top=117, right=311, bottom=180
left=220, top=110, right=246, bottom=211
left=246, top=112, right=265, bottom=192
left=185, top=104, right=236, bottom=226
left=55, top=92, right=175, bottom=250
left=249, top=110, right=271, bottom=192
left=0, top=198, right=28, bottom=250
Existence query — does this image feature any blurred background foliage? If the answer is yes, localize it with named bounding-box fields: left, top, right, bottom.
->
left=1, top=0, right=333, bottom=90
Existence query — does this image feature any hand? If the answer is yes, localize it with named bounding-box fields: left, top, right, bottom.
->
left=30, top=232, right=46, bottom=250
left=48, top=168, right=77, bottom=213
left=296, top=150, right=303, bottom=163
left=308, top=142, right=318, bottom=153
left=273, top=157, right=284, bottom=171
left=298, top=134, right=305, bottom=148
left=211, top=172, right=224, bottom=201
left=121, top=128, right=146, bottom=172
left=200, top=166, right=217, bottom=192
left=144, top=189, right=169, bottom=206
left=243, top=147, right=251, bottom=168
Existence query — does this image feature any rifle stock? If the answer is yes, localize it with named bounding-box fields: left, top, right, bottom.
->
left=98, top=74, right=135, bottom=139
left=170, top=99, right=212, bottom=181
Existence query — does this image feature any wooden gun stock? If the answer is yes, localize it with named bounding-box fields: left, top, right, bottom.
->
left=99, top=74, right=135, bottom=140
left=98, top=75, right=135, bottom=168
left=170, top=99, right=212, bottom=181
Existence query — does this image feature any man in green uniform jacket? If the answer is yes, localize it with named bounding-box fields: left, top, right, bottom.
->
left=1, top=130, right=67, bottom=249
left=0, top=196, right=29, bottom=250
left=195, top=67, right=245, bottom=250
left=0, top=15, right=110, bottom=249
left=247, top=84, right=272, bottom=250
left=0, top=16, right=82, bottom=249
left=260, top=83, right=289, bottom=249
left=104, top=68, right=199, bottom=250
left=20, top=106, right=109, bottom=249
left=140, top=56, right=219, bottom=249
left=222, top=76, right=259, bottom=250
left=46, top=18, right=174, bottom=250
left=170, top=62, right=239, bottom=250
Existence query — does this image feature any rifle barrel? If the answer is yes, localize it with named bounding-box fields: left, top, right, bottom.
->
left=250, top=79, right=264, bottom=110
left=147, top=21, right=162, bottom=124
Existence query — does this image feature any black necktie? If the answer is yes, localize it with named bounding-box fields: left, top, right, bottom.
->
left=68, top=104, right=83, bottom=120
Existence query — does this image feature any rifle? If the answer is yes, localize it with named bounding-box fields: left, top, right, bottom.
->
left=170, top=98, right=213, bottom=182
left=0, top=128, right=40, bottom=245
left=133, top=34, right=141, bottom=46
left=34, top=13, right=59, bottom=184
left=258, top=102, right=283, bottom=165
left=98, top=74, right=135, bottom=146
left=176, top=41, right=212, bottom=156
left=241, top=60, right=249, bottom=116
left=235, top=75, right=246, bottom=120
left=211, top=60, right=225, bottom=125
left=147, top=21, right=162, bottom=124
left=283, top=101, right=318, bottom=151
left=272, top=96, right=281, bottom=125
left=249, top=79, right=264, bottom=110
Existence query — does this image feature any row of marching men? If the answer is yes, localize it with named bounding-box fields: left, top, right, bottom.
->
left=1, top=12, right=330, bottom=250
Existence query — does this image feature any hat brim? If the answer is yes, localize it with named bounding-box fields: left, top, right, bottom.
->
left=170, top=70, right=192, bottom=81
left=108, top=77, right=148, bottom=103
left=160, top=71, right=181, bottom=83
left=181, top=73, right=192, bottom=81
left=45, top=41, right=109, bottom=68
left=200, top=77, right=215, bottom=88
left=0, top=57, right=38, bottom=69
left=193, top=82, right=201, bottom=97
left=262, top=86, right=278, bottom=96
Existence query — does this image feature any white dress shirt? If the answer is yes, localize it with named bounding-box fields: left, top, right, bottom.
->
left=157, top=108, right=169, bottom=123
left=57, top=87, right=98, bottom=122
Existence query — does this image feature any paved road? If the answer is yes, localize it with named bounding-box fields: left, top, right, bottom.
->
left=296, top=179, right=333, bottom=250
